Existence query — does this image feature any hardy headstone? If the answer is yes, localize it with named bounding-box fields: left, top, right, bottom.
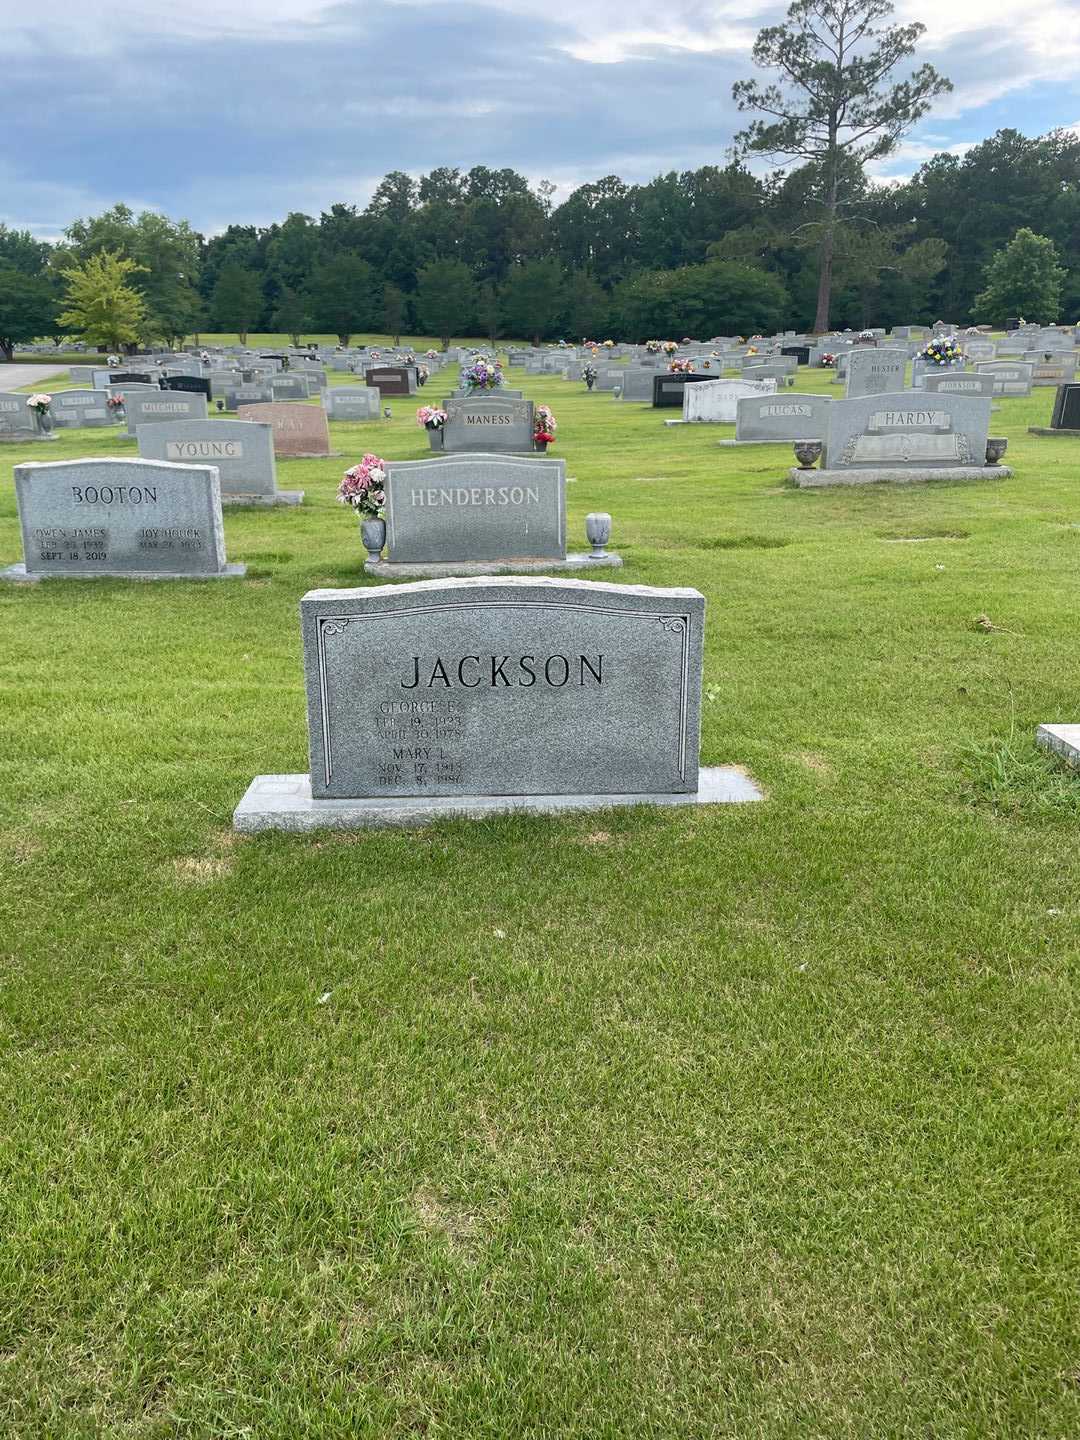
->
left=821, top=391, right=991, bottom=470
left=4, top=457, right=244, bottom=580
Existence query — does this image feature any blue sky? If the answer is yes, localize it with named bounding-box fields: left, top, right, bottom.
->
left=4, top=0, right=1078, bottom=239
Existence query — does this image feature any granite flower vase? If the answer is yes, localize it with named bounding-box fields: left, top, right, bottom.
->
left=585, top=512, right=612, bottom=557
left=426, top=425, right=444, bottom=450
left=360, top=517, right=386, bottom=562
left=793, top=440, right=822, bottom=470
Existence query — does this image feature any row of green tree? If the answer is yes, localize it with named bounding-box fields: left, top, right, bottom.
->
left=1, top=134, right=1077, bottom=354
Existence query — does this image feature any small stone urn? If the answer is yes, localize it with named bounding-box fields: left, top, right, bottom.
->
left=360, top=516, right=386, bottom=562
left=33, top=408, right=54, bottom=436
left=585, top=512, right=612, bottom=557
left=793, top=439, right=822, bottom=470
left=985, top=437, right=1008, bottom=466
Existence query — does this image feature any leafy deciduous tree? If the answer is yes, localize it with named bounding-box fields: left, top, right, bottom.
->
left=58, top=250, right=147, bottom=352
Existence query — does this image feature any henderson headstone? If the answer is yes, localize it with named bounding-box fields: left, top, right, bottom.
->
left=368, top=453, right=621, bottom=577
left=442, top=396, right=534, bottom=454
left=721, top=392, right=832, bottom=446
left=233, top=575, right=763, bottom=830
left=136, top=419, right=302, bottom=505
left=124, top=390, right=208, bottom=436
left=845, top=347, right=907, bottom=399
left=794, top=390, right=1006, bottom=487
left=2, top=457, right=245, bottom=582
left=236, top=402, right=334, bottom=458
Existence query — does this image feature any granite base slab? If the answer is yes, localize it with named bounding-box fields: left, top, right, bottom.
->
left=221, top=490, right=304, bottom=507
left=1028, top=428, right=1080, bottom=437
left=1036, top=724, right=1080, bottom=766
left=233, top=767, right=764, bottom=832
left=363, top=553, right=623, bottom=579
left=278, top=451, right=342, bottom=459
left=717, top=437, right=788, bottom=447
left=1, top=562, right=247, bottom=584
left=790, top=464, right=1012, bottom=488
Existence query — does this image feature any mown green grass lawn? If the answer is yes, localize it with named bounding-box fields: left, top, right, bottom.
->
left=2, top=348, right=1080, bottom=1437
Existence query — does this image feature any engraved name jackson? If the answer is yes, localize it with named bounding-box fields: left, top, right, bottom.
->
left=401, top=654, right=603, bottom=688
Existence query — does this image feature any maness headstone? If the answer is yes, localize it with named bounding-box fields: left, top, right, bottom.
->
left=125, top=390, right=208, bottom=436
left=734, top=393, right=831, bottom=442
left=48, top=389, right=112, bottom=429
left=299, top=576, right=704, bottom=799
left=383, top=454, right=566, bottom=563
left=5, top=457, right=243, bottom=580
left=822, top=391, right=991, bottom=469
left=845, top=347, right=907, bottom=399
left=136, top=420, right=279, bottom=501
left=366, top=366, right=416, bottom=396
left=237, top=402, right=332, bottom=457
left=442, top=396, right=534, bottom=453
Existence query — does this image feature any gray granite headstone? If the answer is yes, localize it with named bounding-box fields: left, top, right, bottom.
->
left=383, top=454, right=566, bottom=563
left=975, top=362, right=1033, bottom=397
left=923, top=373, right=996, bottom=398
left=300, top=576, right=704, bottom=799
left=822, top=391, right=991, bottom=469
left=845, top=347, right=908, bottom=398
left=7, top=457, right=242, bottom=579
left=124, top=390, right=208, bottom=436
left=324, top=386, right=382, bottom=420
left=136, top=419, right=278, bottom=500
left=48, top=389, right=112, bottom=428
left=0, top=392, right=40, bottom=440
left=443, top=396, right=534, bottom=454
left=734, top=392, right=831, bottom=442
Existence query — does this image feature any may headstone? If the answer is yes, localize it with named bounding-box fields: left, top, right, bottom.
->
left=230, top=576, right=765, bottom=830
left=236, top=402, right=333, bottom=458
left=136, top=419, right=302, bottom=505
left=3, top=457, right=244, bottom=581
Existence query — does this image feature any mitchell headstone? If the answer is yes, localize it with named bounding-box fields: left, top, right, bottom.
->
left=3, top=457, right=245, bottom=581
left=124, top=390, right=208, bottom=436
left=233, top=576, right=768, bottom=829
left=236, top=402, right=333, bottom=458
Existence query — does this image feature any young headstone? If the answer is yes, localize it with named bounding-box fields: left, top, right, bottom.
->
left=236, top=402, right=334, bottom=458
left=721, top=393, right=832, bottom=446
left=442, top=396, right=534, bottom=454
left=325, top=387, right=382, bottom=420
left=124, top=390, right=208, bottom=436
left=366, top=366, right=417, bottom=396
left=136, top=419, right=302, bottom=505
left=233, top=575, right=763, bottom=829
left=2, top=457, right=245, bottom=581
left=677, top=378, right=778, bottom=425
left=845, top=347, right=907, bottom=399
left=976, top=361, right=1034, bottom=397
left=0, top=393, right=46, bottom=442
left=46, top=389, right=112, bottom=429
left=794, top=390, right=1005, bottom=486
